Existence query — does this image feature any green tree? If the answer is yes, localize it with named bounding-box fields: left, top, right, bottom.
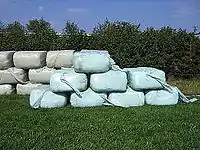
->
left=89, top=19, right=141, bottom=67
left=59, top=20, right=88, bottom=50
left=1, top=21, right=26, bottom=51
left=26, top=18, right=57, bottom=51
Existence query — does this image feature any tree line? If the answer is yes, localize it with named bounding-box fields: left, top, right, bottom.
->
left=0, top=18, right=200, bottom=78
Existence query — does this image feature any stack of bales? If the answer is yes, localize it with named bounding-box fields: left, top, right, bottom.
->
left=0, top=51, right=17, bottom=94
left=29, top=50, right=190, bottom=109
left=0, top=50, right=75, bottom=95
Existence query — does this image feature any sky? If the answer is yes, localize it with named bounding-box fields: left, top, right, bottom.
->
left=0, top=0, right=199, bottom=33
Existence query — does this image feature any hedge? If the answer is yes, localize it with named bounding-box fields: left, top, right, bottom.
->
left=0, top=19, right=200, bottom=78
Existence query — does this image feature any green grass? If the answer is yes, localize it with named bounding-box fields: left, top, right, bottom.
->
left=1, top=94, right=200, bottom=150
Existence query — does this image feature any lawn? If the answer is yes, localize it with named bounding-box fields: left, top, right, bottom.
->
left=0, top=78, right=200, bottom=150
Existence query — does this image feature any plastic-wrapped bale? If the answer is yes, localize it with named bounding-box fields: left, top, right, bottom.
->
left=50, top=69, right=87, bottom=92
left=30, top=89, right=67, bottom=109
left=70, top=88, right=106, bottom=108
left=125, top=67, right=166, bottom=90
left=46, top=50, right=75, bottom=68
left=29, top=67, right=56, bottom=84
left=13, top=51, right=47, bottom=69
left=145, top=87, right=179, bottom=105
left=0, top=84, right=15, bottom=94
left=80, top=50, right=116, bottom=66
left=0, top=67, right=28, bottom=84
left=104, top=87, right=145, bottom=107
left=72, top=50, right=111, bottom=73
left=17, top=83, right=50, bottom=95
left=0, top=51, right=15, bottom=70
left=90, top=70, right=127, bottom=92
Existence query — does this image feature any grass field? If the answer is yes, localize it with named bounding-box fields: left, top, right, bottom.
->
left=1, top=79, right=200, bottom=150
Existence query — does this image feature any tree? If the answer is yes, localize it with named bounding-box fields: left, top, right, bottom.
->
left=26, top=18, right=57, bottom=50
left=63, top=20, right=86, bottom=35
left=60, top=20, right=88, bottom=50
left=26, top=18, right=52, bottom=34
left=89, top=19, right=142, bottom=67
left=1, top=21, right=26, bottom=51
left=0, top=21, right=5, bottom=32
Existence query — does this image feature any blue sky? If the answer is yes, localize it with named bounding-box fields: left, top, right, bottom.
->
left=0, top=0, right=199, bottom=33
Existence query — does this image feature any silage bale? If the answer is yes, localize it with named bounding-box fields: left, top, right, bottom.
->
left=30, top=89, right=67, bottom=109
left=125, top=67, right=166, bottom=90
left=72, top=50, right=111, bottom=73
left=50, top=69, right=88, bottom=92
left=46, top=50, right=75, bottom=68
left=0, top=51, right=15, bottom=70
left=70, top=88, right=106, bottom=108
left=105, top=87, right=145, bottom=107
left=90, top=70, right=127, bottom=92
left=0, top=84, right=15, bottom=94
left=13, top=51, right=47, bottom=69
left=29, top=67, right=56, bottom=84
left=0, top=67, right=28, bottom=84
left=17, top=83, right=50, bottom=95
left=145, top=87, right=179, bottom=105
left=124, top=67, right=166, bottom=81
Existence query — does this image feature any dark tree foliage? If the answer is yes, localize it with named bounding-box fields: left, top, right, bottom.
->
left=0, top=18, right=199, bottom=77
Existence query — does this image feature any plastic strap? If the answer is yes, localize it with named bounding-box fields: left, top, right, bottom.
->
left=7, top=69, right=28, bottom=84
left=51, top=51, right=62, bottom=69
left=146, top=74, right=198, bottom=103
left=32, top=88, right=51, bottom=109
left=60, top=72, right=82, bottom=98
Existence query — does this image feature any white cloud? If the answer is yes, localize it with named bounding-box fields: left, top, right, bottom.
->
left=38, top=6, right=44, bottom=12
left=67, top=8, right=87, bottom=13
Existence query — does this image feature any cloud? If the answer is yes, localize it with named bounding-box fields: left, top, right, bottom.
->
left=67, top=8, right=87, bottom=13
left=38, top=6, right=44, bottom=12
left=172, top=2, right=200, bottom=18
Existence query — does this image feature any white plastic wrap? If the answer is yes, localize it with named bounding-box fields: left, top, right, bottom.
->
left=30, top=89, right=67, bottom=109
left=17, top=83, right=50, bottom=95
left=13, top=51, right=47, bottom=69
left=0, top=51, right=15, bottom=69
left=105, top=87, right=145, bottom=107
left=46, top=50, right=75, bottom=68
left=50, top=69, right=88, bottom=92
left=90, top=70, right=127, bottom=92
left=125, top=67, right=166, bottom=90
left=29, top=67, right=56, bottom=83
left=70, top=88, right=106, bottom=108
left=0, top=67, right=28, bottom=84
left=0, top=84, right=15, bottom=94
left=145, top=88, right=179, bottom=105
left=72, top=50, right=111, bottom=73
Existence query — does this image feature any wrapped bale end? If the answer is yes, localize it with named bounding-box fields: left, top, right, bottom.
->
left=73, top=50, right=111, bottom=73
left=125, top=67, right=166, bottom=90
left=30, top=89, right=67, bottom=109
left=17, top=83, right=50, bottom=95
left=105, top=87, right=145, bottom=107
left=50, top=69, right=88, bottom=92
left=29, top=67, right=56, bottom=84
left=0, top=51, right=15, bottom=70
left=145, top=87, right=179, bottom=105
left=0, top=84, right=16, bottom=94
left=0, top=67, right=28, bottom=84
left=46, top=50, right=75, bottom=68
left=90, top=70, right=127, bottom=92
left=124, top=67, right=166, bottom=82
left=70, top=88, right=106, bottom=108
left=13, top=51, right=47, bottom=69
